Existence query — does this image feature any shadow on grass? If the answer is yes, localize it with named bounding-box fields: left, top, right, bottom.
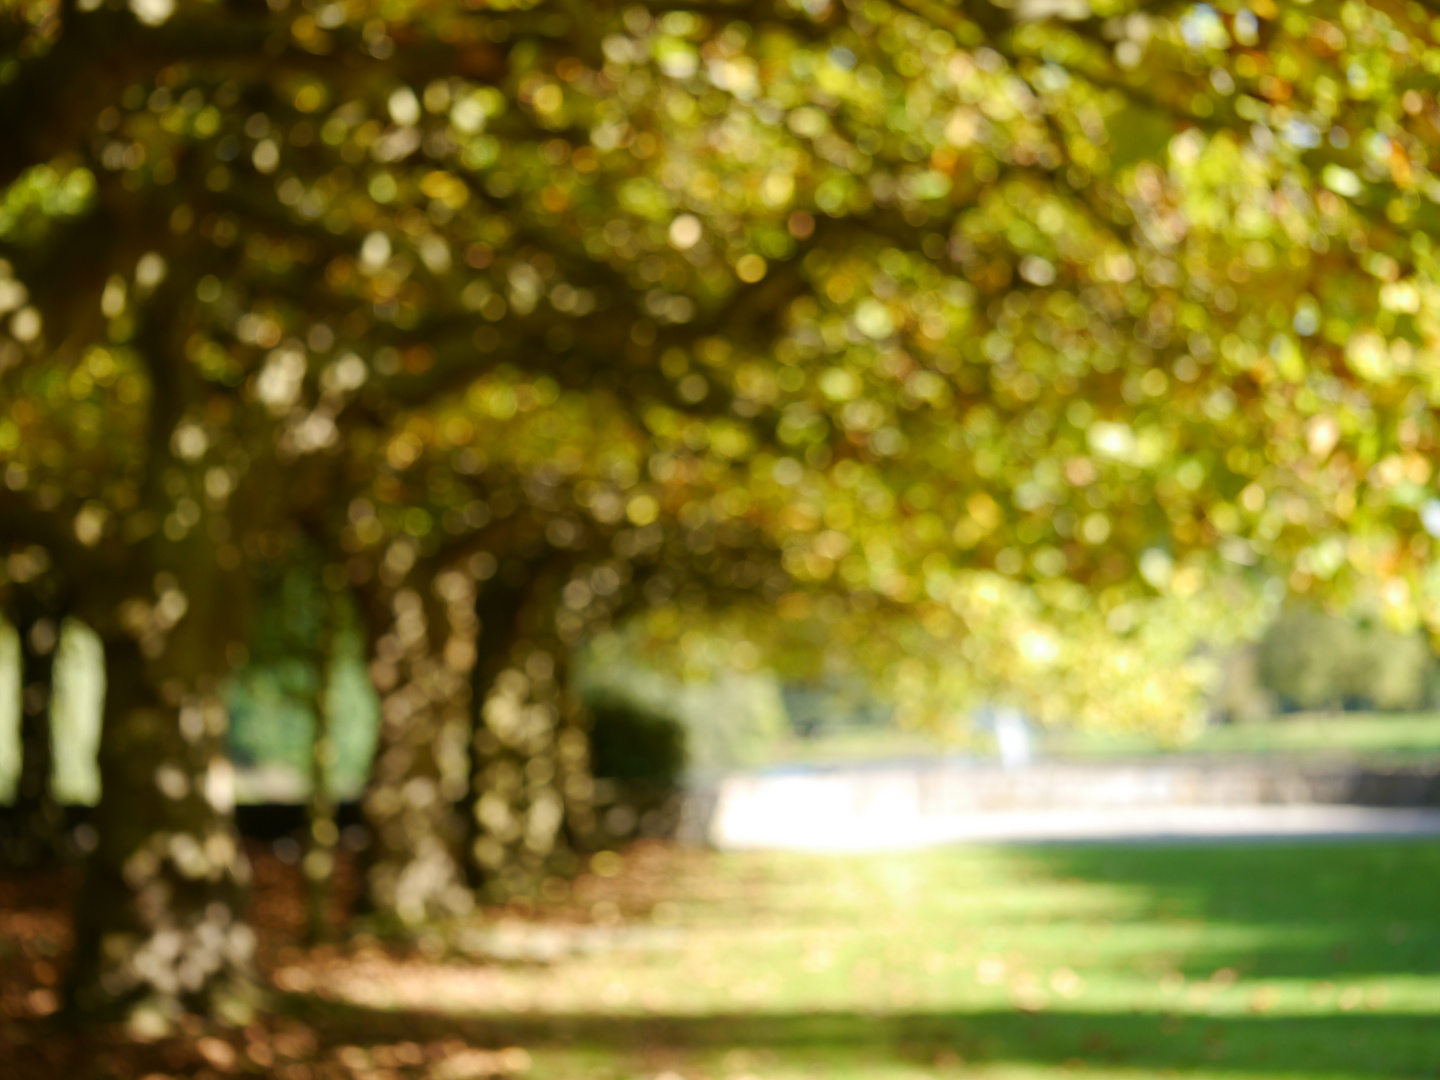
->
left=1013, top=840, right=1440, bottom=982
left=291, top=997, right=1439, bottom=1075
left=281, top=841, right=1440, bottom=1076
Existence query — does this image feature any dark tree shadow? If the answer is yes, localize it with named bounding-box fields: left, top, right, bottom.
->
left=1009, top=839, right=1440, bottom=982
left=288, top=998, right=1440, bottom=1076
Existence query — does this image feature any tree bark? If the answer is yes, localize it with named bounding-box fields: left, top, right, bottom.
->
left=304, top=585, right=338, bottom=943
left=360, top=561, right=478, bottom=928
left=66, top=634, right=255, bottom=1029
left=468, top=567, right=595, bottom=898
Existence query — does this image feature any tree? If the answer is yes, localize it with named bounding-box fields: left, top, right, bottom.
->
left=9, top=0, right=1440, bottom=1021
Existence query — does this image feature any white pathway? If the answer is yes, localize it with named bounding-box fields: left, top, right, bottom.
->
left=707, top=769, right=1440, bottom=852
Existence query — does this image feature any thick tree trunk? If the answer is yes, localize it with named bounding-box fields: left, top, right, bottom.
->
left=463, top=574, right=526, bottom=888
left=4, top=585, right=64, bottom=867
left=468, top=570, right=595, bottom=898
left=54, top=256, right=257, bottom=1026
left=65, top=634, right=254, bottom=1028
left=360, top=564, right=478, bottom=928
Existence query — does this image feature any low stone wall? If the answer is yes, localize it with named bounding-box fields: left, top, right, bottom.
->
left=900, top=758, right=1440, bottom=810
left=716, top=757, right=1440, bottom=812
left=692, top=756, right=1440, bottom=851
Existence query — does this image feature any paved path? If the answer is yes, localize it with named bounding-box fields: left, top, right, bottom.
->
left=706, top=770, right=1440, bottom=852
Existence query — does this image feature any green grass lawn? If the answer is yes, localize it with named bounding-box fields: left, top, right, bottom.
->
left=295, top=839, right=1440, bottom=1079
left=1046, top=711, right=1440, bottom=761
left=765, top=712, right=1440, bottom=768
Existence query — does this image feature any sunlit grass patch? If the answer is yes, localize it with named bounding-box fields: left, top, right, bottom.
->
left=293, top=840, right=1440, bottom=1079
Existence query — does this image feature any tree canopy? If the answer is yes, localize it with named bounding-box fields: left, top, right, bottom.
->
left=6, top=0, right=1440, bottom=1020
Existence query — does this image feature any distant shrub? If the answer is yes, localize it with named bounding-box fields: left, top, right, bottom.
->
left=586, top=693, right=688, bottom=789
left=1210, top=645, right=1275, bottom=725
left=576, top=647, right=790, bottom=775
left=577, top=662, right=790, bottom=844
left=1256, top=607, right=1434, bottom=713
left=581, top=691, right=688, bottom=845
left=1351, top=625, right=1434, bottom=711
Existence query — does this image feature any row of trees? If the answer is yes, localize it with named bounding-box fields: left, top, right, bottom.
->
left=4, top=0, right=1440, bottom=1025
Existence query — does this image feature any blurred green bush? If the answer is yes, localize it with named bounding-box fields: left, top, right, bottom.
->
left=1255, top=607, right=1435, bottom=714
left=586, top=692, right=688, bottom=790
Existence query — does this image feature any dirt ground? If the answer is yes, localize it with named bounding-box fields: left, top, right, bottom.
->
left=0, top=841, right=603, bottom=1080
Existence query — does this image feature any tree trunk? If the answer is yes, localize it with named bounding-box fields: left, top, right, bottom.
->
left=4, top=584, right=64, bottom=867
left=468, top=568, right=595, bottom=898
left=66, top=634, right=255, bottom=1029
left=304, top=586, right=338, bottom=943
left=56, top=253, right=257, bottom=1026
left=360, top=563, right=478, bottom=928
